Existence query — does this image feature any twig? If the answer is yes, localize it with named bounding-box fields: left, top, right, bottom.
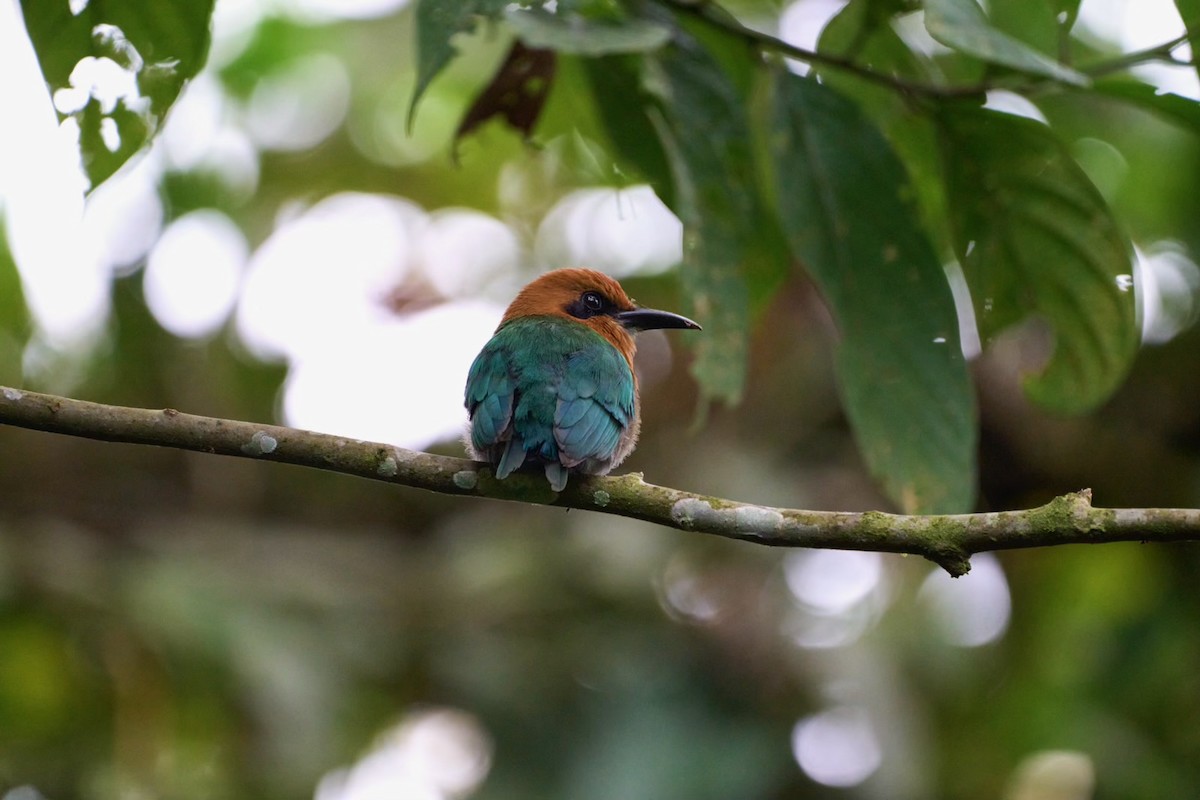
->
left=2, top=386, right=1199, bottom=577
left=658, top=0, right=1193, bottom=99
left=1082, top=33, right=1192, bottom=78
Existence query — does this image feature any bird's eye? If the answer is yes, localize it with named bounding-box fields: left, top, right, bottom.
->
left=582, top=291, right=604, bottom=312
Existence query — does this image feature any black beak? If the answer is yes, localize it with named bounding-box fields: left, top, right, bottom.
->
left=615, top=307, right=702, bottom=332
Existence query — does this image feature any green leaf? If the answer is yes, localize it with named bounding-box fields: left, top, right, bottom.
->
left=1174, top=0, right=1200, bottom=83
left=765, top=71, right=976, bottom=514
left=816, top=0, right=932, bottom=118
left=924, top=0, right=1088, bottom=86
left=1053, top=0, right=1083, bottom=28
left=410, top=0, right=509, bottom=125
left=1093, top=78, right=1200, bottom=134
left=987, top=0, right=1062, bottom=58
left=0, top=222, right=29, bottom=338
left=505, top=7, right=671, bottom=55
left=0, top=221, right=30, bottom=385
left=819, top=0, right=926, bottom=66
left=938, top=106, right=1138, bottom=413
left=19, top=0, right=215, bottom=190
left=643, top=36, right=762, bottom=406
left=582, top=55, right=676, bottom=206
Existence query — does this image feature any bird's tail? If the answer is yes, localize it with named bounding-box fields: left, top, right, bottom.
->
left=544, top=463, right=568, bottom=492
left=496, top=434, right=527, bottom=479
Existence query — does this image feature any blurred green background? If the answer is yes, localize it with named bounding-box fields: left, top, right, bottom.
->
left=3, top=0, right=1200, bottom=798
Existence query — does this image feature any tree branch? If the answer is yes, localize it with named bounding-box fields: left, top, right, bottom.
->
left=658, top=0, right=1192, bottom=100
left=2, top=386, right=1198, bottom=576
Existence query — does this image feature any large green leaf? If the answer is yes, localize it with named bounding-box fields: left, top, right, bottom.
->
left=1092, top=78, right=1200, bottom=134
left=937, top=106, right=1138, bottom=413
left=505, top=7, right=671, bottom=55
left=642, top=36, right=763, bottom=405
left=409, top=0, right=508, bottom=124
left=816, top=0, right=933, bottom=120
left=583, top=55, right=676, bottom=206
left=819, top=0, right=927, bottom=70
left=20, top=0, right=215, bottom=190
left=1174, top=0, right=1200, bottom=84
left=766, top=71, right=976, bottom=514
left=924, top=0, right=1087, bottom=85
left=1050, top=0, right=1083, bottom=30
left=0, top=222, right=29, bottom=385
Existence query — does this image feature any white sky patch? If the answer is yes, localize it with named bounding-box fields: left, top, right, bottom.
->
left=283, top=300, right=503, bottom=450
left=208, top=0, right=270, bottom=68
left=984, top=90, right=1048, bottom=124
left=792, top=706, right=883, bottom=787
left=777, top=0, right=849, bottom=74
left=145, top=210, right=248, bottom=339
left=53, top=56, right=142, bottom=116
left=918, top=553, right=1011, bottom=647
left=0, top=3, right=106, bottom=349
left=244, top=53, right=351, bottom=152
left=534, top=186, right=682, bottom=278
left=891, top=11, right=954, bottom=58
left=1078, top=0, right=1199, bottom=98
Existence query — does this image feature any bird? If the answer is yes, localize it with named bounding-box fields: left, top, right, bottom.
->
left=464, top=268, right=700, bottom=492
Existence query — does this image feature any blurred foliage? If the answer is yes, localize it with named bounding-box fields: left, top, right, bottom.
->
left=406, top=0, right=1180, bottom=514
left=5, top=0, right=1200, bottom=798
left=19, top=0, right=215, bottom=189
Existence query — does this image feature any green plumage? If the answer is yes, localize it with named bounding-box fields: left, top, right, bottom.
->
left=465, top=316, right=635, bottom=491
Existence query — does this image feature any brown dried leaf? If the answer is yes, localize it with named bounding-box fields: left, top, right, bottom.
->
left=455, top=40, right=556, bottom=144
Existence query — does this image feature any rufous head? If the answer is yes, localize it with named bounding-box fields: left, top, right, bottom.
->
left=499, top=268, right=700, bottom=366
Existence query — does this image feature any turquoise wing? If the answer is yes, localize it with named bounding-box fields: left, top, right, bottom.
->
left=553, top=340, right=634, bottom=467
left=464, top=338, right=515, bottom=456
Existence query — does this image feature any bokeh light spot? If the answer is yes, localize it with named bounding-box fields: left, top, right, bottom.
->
left=792, top=705, right=882, bottom=787
left=1136, top=242, right=1200, bottom=344
left=316, top=708, right=491, bottom=800
left=919, top=553, right=1011, bottom=647
left=144, top=210, right=248, bottom=339
left=82, top=153, right=163, bottom=274
left=236, top=192, right=422, bottom=361
left=784, top=550, right=883, bottom=615
left=415, top=210, right=521, bottom=299
left=535, top=186, right=682, bottom=277
left=245, top=53, right=351, bottom=152
left=282, top=300, right=502, bottom=450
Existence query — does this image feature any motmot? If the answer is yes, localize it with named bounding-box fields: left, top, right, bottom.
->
left=465, top=268, right=700, bottom=491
